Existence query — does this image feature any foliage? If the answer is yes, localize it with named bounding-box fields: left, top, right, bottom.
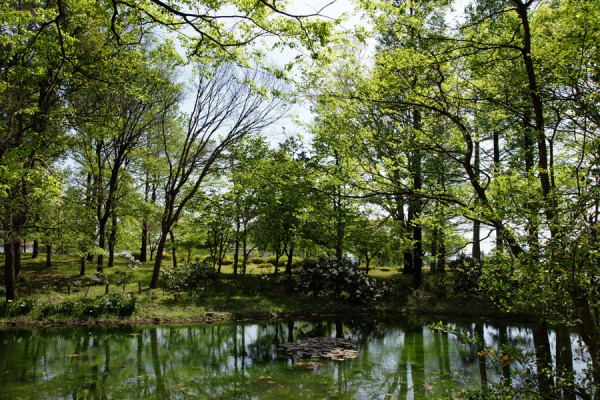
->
left=448, top=255, right=482, bottom=295
left=162, top=260, right=216, bottom=299
left=0, top=298, right=36, bottom=318
left=296, top=257, right=387, bottom=305
left=2, top=294, right=136, bottom=319
left=249, top=257, right=266, bottom=264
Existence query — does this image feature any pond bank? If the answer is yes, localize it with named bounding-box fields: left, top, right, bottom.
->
left=2, top=300, right=536, bottom=329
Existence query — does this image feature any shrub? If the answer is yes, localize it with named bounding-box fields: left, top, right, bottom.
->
left=249, top=257, right=266, bottom=264
left=97, top=293, right=136, bottom=317
left=162, top=260, right=215, bottom=299
left=297, top=257, right=387, bottom=305
left=449, top=254, right=481, bottom=294
left=220, top=257, right=233, bottom=266
left=111, top=267, right=135, bottom=292
left=35, top=294, right=136, bottom=320
left=1, top=298, right=36, bottom=317
left=266, top=255, right=287, bottom=266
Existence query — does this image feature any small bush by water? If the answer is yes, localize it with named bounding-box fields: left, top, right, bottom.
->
left=297, top=257, right=387, bottom=305
left=2, top=293, right=136, bottom=320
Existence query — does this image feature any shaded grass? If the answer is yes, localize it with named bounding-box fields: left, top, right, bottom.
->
left=0, top=253, right=507, bottom=325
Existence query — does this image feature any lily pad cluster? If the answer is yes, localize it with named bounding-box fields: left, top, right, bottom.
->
left=280, top=337, right=358, bottom=361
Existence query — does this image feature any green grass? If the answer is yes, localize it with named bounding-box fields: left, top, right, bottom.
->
left=0, top=253, right=506, bottom=325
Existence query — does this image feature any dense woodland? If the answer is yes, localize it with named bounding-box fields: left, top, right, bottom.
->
left=1, top=0, right=598, bottom=397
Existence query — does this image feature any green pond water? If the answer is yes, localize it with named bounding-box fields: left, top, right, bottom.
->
left=0, top=316, right=588, bottom=399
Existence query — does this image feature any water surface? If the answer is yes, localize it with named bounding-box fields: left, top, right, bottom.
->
left=0, top=316, right=587, bottom=399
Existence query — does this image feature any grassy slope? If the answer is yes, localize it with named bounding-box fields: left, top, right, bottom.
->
left=0, top=253, right=504, bottom=326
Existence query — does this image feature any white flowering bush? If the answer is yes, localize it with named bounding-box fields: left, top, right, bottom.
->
left=162, top=260, right=215, bottom=299
left=0, top=298, right=36, bottom=317
left=37, top=294, right=136, bottom=319
left=297, top=257, right=387, bottom=305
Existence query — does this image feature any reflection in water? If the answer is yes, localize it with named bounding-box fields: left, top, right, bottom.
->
left=0, top=317, right=590, bottom=399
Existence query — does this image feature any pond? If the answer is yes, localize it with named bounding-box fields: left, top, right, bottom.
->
left=0, top=316, right=589, bottom=399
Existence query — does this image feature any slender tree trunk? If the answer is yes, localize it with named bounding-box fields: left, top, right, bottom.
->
left=45, top=243, right=52, bottom=268
left=403, top=203, right=414, bottom=275
left=403, top=249, right=413, bottom=274
left=150, top=230, right=169, bottom=289
left=273, top=247, right=282, bottom=275
left=365, top=255, right=372, bottom=274
left=140, top=220, right=148, bottom=262
left=533, top=322, right=554, bottom=399
left=476, top=322, right=488, bottom=389
left=242, top=224, right=248, bottom=275
left=4, top=241, right=18, bottom=301
left=473, top=140, right=482, bottom=264
left=493, top=130, right=503, bottom=251
left=285, top=241, right=295, bottom=275
left=499, top=324, right=511, bottom=386
left=140, top=174, right=150, bottom=262
left=333, top=187, right=345, bottom=267
left=79, top=255, right=86, bottom=276
left=411, top=112, right=423, bottom=287
left=233, top=217, right=241, bottom=275
left=436, top=230, right=446, bottom=273
left=431, top=226, right=439, bottom=273
left=169, top=230, right=177, bottom=269
left=13, top=240, right=21, bottom=277
left=32, top=239, right=39, bottom=259
left=108, top=212, right=117, bottom=268
left=97, top=223, right=105, bottom=272
left=556, top=325, right=575, bottom=400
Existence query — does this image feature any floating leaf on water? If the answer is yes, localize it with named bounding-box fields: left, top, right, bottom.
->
left=280, top=337, right=358, bottom=361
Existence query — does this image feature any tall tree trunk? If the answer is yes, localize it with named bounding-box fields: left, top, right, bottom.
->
left=333, top=187, right=345, bottom=268
left=285, top=241, right=295, bottom=275
left=411, top=111, right=423, bottom=288
left=108, top=212, right=117, bottom=268
left=32, top=239, right=39, bottom=259
left=492, top=130, right=503, bottom=251
left=233, top=216, right=241, bottom=275
left=140, top=220, right=148, bottom=262
left=150, top=230, right=169, bottom=289
left=436, top=229, right=446, bottom=273
left=476, top=322, right=488, bottom=389
left=4, top=241, right=18, bottom=301
left=79, top=255, right=86, bottom=276
left=556, top=325, right=575, bottom=400
left=431, top=226, right=439, bottom=273
left=140, top=174, right=150, bottom=262
left=533, top=322, right=554, bottom=399
left=242, top=223, right=248, bottom=275
left=13, top=240, right=21, bottom=277
left=499, top=324, right=511, bottom=386
left=97, top=224, right=105, bottom=272
left=169, top=230, right=177, bottom=269
left=472, top=140, right=482, bottom=264
left=45, top=243, right=52, bottom=268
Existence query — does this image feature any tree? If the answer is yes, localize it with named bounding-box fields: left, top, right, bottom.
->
left=353, top=0, right=600, bottom=393
left=347, top=214, right=393, bottom=274
left=69, top=42, right=181, bottom=272
left=251, top=138, right=312, bottom=275
left=149, top=63, right=285, bottom=288
left=225, top=136, right=270, bottom=274
left=1, top=0, right=77, bottom=300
